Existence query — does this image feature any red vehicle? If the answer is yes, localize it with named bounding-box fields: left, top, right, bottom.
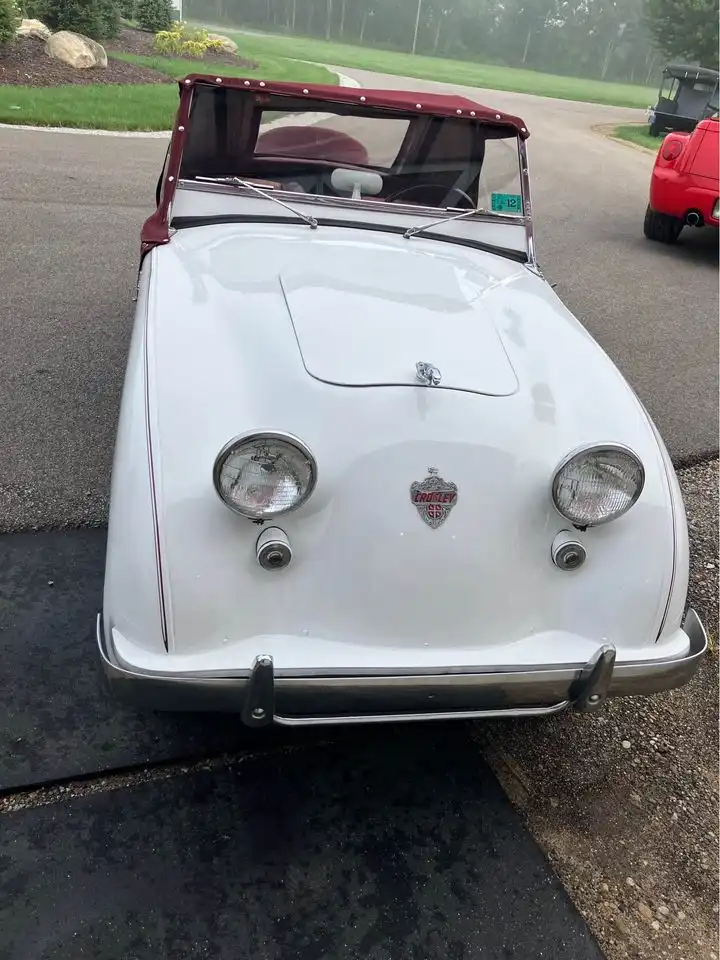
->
left=644, top=114, right=719, bottom=243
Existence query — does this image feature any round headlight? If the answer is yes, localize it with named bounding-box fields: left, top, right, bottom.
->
left=551, top=444, right=644, bottom=527
left=213, top=432, right=317, bottom=519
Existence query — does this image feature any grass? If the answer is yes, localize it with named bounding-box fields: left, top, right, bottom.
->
left=202, top=28, right=657, bottom=109
left=612, top=122, right=661, bottom=151
left=0, top=49, right=335, bottom=131
left=0, top=84, right=178, bottom=130
left=110, top=50, right=334, bottom=84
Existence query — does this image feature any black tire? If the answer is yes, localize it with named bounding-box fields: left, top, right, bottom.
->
left=649, top=122, right=661, bottom=137
left=643, top=205, right=683, bottom=244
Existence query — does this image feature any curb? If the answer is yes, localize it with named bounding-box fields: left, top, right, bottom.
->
left=591, top=122, right=657, bottom=156
left=0, top=67, right=360, bottom=138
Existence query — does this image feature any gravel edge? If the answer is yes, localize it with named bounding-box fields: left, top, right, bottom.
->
left=478, top=458, right=719, bottom=960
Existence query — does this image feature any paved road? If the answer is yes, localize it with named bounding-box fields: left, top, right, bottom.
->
left=0, top=75, right=717, bottom=533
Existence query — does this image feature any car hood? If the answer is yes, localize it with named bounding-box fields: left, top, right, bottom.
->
left=162, top=221, right=632, bottom=420
left=278, top=242, right=519, bottom=396
left=170, top=223, right=528, bottom=397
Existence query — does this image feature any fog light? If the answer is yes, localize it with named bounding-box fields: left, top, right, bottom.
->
left=551, top=531, right=587, bottom=571
left=256, top=527, right=292, bottom=570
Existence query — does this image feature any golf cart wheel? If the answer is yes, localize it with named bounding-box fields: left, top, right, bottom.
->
left=643, top=205, right=683, bottom=244
left=649, top=121, right=661, bottom=137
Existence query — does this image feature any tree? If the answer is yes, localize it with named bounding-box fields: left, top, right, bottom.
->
left=645, top=0, right=720, bottom=68
left=0, top=0, right=20, bottom=43
left=38, top=0, right=120, bottom=39
left=135, top=0, right=173, bottom=30
left=182, top=0, right=667, bottom=84
left=97, top=0, right=120, bottom=36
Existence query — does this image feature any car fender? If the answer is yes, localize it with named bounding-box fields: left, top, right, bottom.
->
left=102, top=256, right=167, bottom=659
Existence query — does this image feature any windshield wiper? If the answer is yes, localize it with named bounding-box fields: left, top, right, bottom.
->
left=403, top=208, right=481, bottom=240
left=194, top=176, right=318, bottom=229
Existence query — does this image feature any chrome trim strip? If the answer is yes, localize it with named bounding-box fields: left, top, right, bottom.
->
left=141, top=258, right=170, bottom=653
left=273, top=703, right=570, bottom=726
left=96, top=609, right=707, bottom=722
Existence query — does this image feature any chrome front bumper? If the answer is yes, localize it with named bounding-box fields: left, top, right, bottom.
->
left=97, top=610, right=708, bottom=727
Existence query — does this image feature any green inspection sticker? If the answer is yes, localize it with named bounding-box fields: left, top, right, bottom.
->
left=491, top=192, right=523, bottom=213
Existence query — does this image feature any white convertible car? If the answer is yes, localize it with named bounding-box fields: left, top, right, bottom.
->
left=98, top=74, right=707, bottom=727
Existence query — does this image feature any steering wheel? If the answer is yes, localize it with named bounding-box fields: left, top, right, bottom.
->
left=386, top=183, right=475, bottom=209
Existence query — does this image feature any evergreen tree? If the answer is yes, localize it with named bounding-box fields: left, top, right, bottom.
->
left=645, top=0, right=720, bottom=68
left=39, top=0, right=120, bottom=40
left=0, top=0, right=20, bottom=44
left=135, top=0, right=173, bottom=31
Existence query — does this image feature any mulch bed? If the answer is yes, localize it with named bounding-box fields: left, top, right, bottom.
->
left=106, top=25, right=258, bottom=71
left=0, top=35, right=169, bottom=86
left=0, top=26, right=258, bottom=88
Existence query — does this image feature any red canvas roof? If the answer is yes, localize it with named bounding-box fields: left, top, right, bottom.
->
left=177, top=74, right=530, bottom=140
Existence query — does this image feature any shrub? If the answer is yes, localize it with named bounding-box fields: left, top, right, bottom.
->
left=153, top=21, right=224, bottom=57
left=39, top=0, right=119, bottom=39
left=118, top=0, right=134, bottom=19
left=135, top=0, right=172, bottom=32
left=21, top=0, right=45, bottom=18
left=0, top=0, right=20, bottom=44
left=96, top=0, right=119, bottom=37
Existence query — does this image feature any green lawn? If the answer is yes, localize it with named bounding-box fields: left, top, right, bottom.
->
left=207, top=28, right=656, bottom=109
left=0, top=50, right=334, bottom=131
left=110, top=50, right=334, bottom=84
left=0, top=84, right=178, bottom=130
left=612, top=123, right=661, bottom=151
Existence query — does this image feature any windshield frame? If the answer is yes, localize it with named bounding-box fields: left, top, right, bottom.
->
left=142, top=75, right=537, bottom=272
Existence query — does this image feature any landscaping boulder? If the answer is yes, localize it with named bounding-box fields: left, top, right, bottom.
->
left=72, top=33, right=109, bottom=67
left=207, top=32, right=238, bottom=54
left=16, top=18, right=52, bottom=41
left=45, top=30, right=108, bottom=69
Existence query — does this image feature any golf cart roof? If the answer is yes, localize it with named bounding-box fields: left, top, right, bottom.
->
left=662, top=63, right=720, bottom=82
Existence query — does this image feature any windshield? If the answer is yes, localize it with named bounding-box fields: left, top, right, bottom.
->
left=179, top=85, right=525, bottom=219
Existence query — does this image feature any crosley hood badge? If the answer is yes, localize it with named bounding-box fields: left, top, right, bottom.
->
left=410, top=467, right=458, bottom=529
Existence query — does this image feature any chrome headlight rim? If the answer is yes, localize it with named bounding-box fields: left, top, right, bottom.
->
left=551, top=441, right=645, bottom=528
left=212, top=430, right=318, bottom=520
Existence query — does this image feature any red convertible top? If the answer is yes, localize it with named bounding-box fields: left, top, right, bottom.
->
left=176, top=74, right=530, bottom=138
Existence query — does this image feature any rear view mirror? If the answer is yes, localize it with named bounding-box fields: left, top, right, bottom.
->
left=330, top=168, right=384, bottom=199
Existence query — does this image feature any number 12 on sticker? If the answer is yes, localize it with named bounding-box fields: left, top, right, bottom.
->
left=491, top=193, right=523, bottom=213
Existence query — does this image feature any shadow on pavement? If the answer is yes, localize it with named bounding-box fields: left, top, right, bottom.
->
left=0, top=727, right=603, bottom=960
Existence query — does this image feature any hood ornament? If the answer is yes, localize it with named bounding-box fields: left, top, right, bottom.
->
left=415, top=361, right=441, bottom=386
left=410, top=467, right=458, bottom=529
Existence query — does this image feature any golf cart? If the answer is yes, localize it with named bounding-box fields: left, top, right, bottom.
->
left=648, top=63, right=719, bottom=137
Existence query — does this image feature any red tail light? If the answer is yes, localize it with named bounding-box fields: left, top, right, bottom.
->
left=661, top=139, right=685, bottom=161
